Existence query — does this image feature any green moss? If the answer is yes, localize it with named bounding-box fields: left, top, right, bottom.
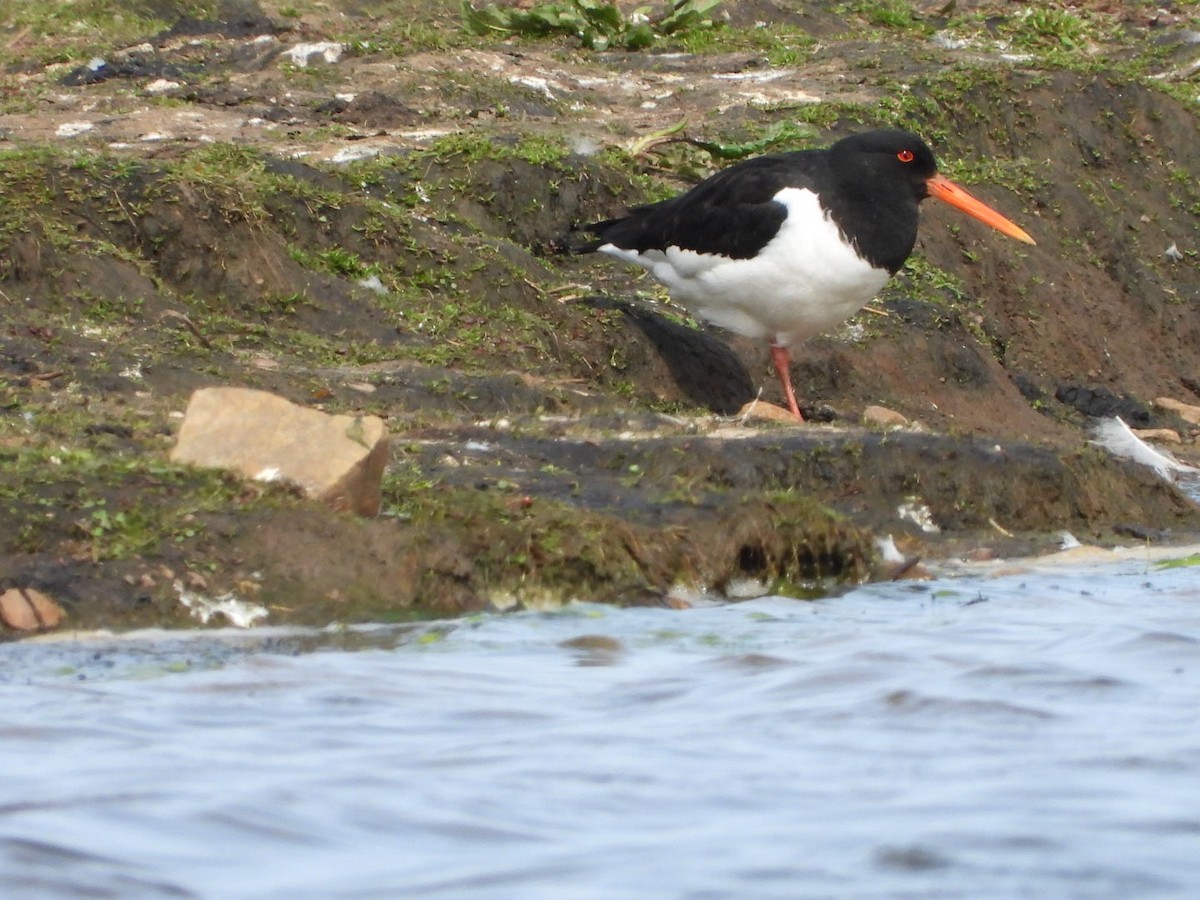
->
left=839, top=0, right=928, bottom=34
left=0, top=441, right=286, bottom=563
left=1154, top=553, right=1200, bottom=570
left=671, top=20, right=816, bottom=64
left=0, top=1, right=215, bottom=66
left=460, top=0, right=721, bottom=52
left=289, top=246, right=380, bottom=279
left=381, top=454, right=871, bottom=606
left=418, top=131, right=574, bottom=167
left=1004, top=7, right=1096, bottom=52
left=0, top=146, right=72, bottom=244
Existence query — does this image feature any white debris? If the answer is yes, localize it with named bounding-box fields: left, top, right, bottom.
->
left=571, top=135, right=601, bottom=156
left=875, top=534, right=906, bottom=564
left=177, top=585, right=268, bottom=628
left=254, top=466, right=284, bottom=482
left=329, top=145, right=379, bottom=164
left=1059, top=531, right=1082, bottom=550
left=932, top=33, right=971, bottom=50
left=145, top=78, right=181, bottom=94
left=397, top=127, right=456, bottom=143
left=509, top=75, right=555, bottom=100
left=56, top=121, right=95, bottom=138
left=725, top=577, right=769, bottom=599
left=356, top=274, right=387, bottom=295
left=1090, top=416, right=1200, bottom=483
left=283, top=42, right=344, bottom=67
left=898, top=499, right=941, bottom=534
left=1164, top=242, right=1184, bottom=262
left=712, top=70, right=793, bottom=83
left=665, top=582, right=723, bottom=608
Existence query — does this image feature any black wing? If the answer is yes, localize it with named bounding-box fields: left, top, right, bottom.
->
left=579, top=150, right=828, bottom=260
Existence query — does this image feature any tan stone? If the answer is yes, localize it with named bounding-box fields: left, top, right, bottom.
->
left=170, top=387, right=389, bottom=517
left=1133, top=427, right=1182, bottom=444
left=0, top=587, right=65, bottom=631
left=736, top=399, right=800, bottom=424
left=863, top=405, right=909, bottom=428
left=1153, top=397, right=1200, bottom=425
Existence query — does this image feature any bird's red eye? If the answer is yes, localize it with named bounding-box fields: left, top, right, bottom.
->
left=897, top=149, right=915, bottom=163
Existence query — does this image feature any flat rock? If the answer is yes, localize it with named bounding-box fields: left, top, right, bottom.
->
left=0, top=587, right=65, bottom=631
left=171, top=387, right=389, bottom=517
left=735, top=399, right=800, bottom=424
left=1153, top=397, right=1200, bottom=425
left=863, top=405, right=909, bottom=428
left=1133, top=427, right=1182, bottom=444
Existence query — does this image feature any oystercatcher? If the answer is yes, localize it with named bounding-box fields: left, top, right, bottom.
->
left=579, top=129, right=1035, bottom=421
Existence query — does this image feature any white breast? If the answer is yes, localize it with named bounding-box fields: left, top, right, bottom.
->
left=599, top=187, right=890, bottom=346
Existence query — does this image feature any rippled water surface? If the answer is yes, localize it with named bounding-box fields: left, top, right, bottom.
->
left=2, top=549, right=1199, bottom=899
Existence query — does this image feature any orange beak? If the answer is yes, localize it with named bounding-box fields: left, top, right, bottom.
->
left=926, top=174, right=1036, bottom=245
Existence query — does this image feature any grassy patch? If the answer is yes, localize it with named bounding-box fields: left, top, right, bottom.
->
left=1154, top=553, right=1200, bottom=570
left=840, top=0, right=928, bottom=34
left=461, top=0, right=721, bottom=51
left=0, top=441, right=272, bottom=563
left=0, top=1, right=207, bottom=66
left=418, top=130, right=574, bottom=167
left=668, top=18, right=816, bottom=63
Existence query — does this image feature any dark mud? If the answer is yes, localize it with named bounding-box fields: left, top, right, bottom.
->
left=1, top=1, right=1198, bottom=631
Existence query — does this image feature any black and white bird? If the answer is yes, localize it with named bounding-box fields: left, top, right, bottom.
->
left=579, top=129, right=1035, bottom=420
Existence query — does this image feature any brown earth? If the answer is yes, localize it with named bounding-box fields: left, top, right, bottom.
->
left=1, top=0, right=1198, bottom=632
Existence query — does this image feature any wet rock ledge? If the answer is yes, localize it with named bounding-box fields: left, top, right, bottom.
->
left=1, top=0, right=1199, bottom=632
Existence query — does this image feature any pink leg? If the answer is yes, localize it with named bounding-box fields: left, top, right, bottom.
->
left=770, top=343, right=803, bottom=422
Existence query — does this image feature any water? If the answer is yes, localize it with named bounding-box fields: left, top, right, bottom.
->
left=1, top=547, right=1199, bottom=899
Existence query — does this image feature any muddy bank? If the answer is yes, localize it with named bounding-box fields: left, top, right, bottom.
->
left=1, top=1, right=1199, bottom=631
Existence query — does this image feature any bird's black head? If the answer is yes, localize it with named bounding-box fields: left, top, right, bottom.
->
left=819, top=129, right=1035, bottom=268
left=813, top=129, right=940, bottom=273
left=827, top=129, right=939, bottom=201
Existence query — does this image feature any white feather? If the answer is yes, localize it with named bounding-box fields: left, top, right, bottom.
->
left=1089, top=416, right=1200, bottom=482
